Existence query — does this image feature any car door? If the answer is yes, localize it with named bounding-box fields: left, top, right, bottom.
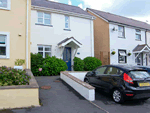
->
left=90, top=66, right=107, bottom=89
left=101, top=66, right=124, bottom=92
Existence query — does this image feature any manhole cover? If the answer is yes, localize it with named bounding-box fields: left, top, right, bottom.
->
left=40, top=86, right=51, bottom=90
left=54, top=80, right=61, bottom=82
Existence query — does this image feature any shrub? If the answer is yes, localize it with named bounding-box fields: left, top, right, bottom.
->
left=31, top=53, right=44, bottom=76
left=0, top=66, right=31, bottom=86
left=41, top=56, right=67, bottom=76
left=73, top=57, right=84, bottom=71
left=83, top=57, right=102, bottom=71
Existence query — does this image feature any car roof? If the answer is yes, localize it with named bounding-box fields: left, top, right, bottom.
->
left=135, top=66, right=150, bottom=69
left=105, top=65, right=146, bottom=72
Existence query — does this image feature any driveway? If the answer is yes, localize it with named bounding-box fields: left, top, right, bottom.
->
left=2, top=76, right=150, bottom=113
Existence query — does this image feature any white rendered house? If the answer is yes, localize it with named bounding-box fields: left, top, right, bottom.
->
left=31, top=0, right=94, bottom=71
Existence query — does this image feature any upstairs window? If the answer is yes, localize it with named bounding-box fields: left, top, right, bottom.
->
left=0, top=0, right=11, bottom=10
left=135, top=29, right=141, bottom=40
left=118, top=26, right=125, bottom=38
left=38, top=45, right=52, bottom=58
left=65, top=16, right=69, bottom=29
left=37, top=12, right=51, bottom=25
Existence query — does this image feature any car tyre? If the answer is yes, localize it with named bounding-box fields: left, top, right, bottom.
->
left=112, top=89, right=124, bottom=103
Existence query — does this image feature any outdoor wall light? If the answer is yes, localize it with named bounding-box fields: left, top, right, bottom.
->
left=77, top=52, right=80, bottom=55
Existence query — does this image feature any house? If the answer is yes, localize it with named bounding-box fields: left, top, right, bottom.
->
left=87, top=8, right=150, bottom=66
left=30, top=0, right=94, bottom=71
left=0, top=0, right=31, bottom=69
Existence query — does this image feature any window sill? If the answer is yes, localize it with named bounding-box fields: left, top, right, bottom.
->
left=64, top=29, right=71, bottom=31
left=0, top=56, right=9, bottom=59
left=35, top=23, right=53, bottom=27
left=135, top=39, right=141, bottom=41
left=0, top=7, right=10, bottom=11
left=118, top=36, right=125, bottom=39
left=118, top=62, right=126, bottom=64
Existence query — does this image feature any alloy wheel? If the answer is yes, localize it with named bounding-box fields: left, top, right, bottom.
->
left=113, top=90, right=121, bottom=102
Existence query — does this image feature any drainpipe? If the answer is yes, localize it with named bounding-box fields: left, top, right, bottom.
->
left=26, top=0, right=29, bottom=69
left=145, top=30, right=147, bottom=44
left=90, top=17, right=94, bottom=57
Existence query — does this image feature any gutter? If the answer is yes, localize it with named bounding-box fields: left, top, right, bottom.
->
left=26, top=0, right=29, bottom=69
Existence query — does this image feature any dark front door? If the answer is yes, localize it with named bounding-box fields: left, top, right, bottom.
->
left=63, top=47, right=71, bottom=71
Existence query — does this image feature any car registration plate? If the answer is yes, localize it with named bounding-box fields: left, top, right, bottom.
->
left=139, top=82, right=150, bottom=87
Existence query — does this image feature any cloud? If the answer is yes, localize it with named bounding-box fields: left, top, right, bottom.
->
left=78, top=3, right=83, bottom=9
left=68, top=0, right=72, bottom=5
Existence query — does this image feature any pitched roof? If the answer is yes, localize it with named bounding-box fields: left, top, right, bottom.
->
left=32, top=0, right=91, bottom=16
left=133, top=44, right=150, bottom=52
left=87, top=8, right=150, bottom=30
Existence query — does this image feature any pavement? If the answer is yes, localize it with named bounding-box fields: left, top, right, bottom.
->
left=1, top=76, right=150, bottom=113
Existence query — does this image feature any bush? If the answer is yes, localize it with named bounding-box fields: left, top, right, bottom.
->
left=41, top=56, right=67, bottom=76
left=83, top=57, right=102, bottom=71
left=0, top=66, right=31, bottom=86
left=31, top=53, right=44, bottom=76
left=73, top=57, right=84, bottom=71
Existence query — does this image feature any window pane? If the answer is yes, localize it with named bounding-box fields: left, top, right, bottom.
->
left=106, top=67, right=119, bottom=75
left=118, top=26, right=123, bottom=31
left=0, top=47, right=6, bottom=55
left=44, top=13, right=50, bottom=19
left=44, top=19, right=50, bottom=25
left=45, top=52, right=51, bottom=57
left=65, top=23, right=69, bottom=28
left=65, top=16, right=69, bottom=22
left=45, top=47, right=51, bottom=51
left=38, top=12, right=43, bottom=18
left=38, top=18, right=43, bottom=23
left=0, top=0, right=7, bottom=8
left=118, top=32, right=123, bottom=37
left=38, top=52, right=43, bottom=56
left=119, top=56, right=125, bottom=62
left=0, top=35, right=6, bottom=44
left=95, top=67, right=107, bottom=75
left=38, top=47, right=43, bottom=51
left=136, top=34, right=141, bottom=40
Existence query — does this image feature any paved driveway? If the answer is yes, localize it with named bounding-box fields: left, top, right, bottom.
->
left=2, top=76, right=150, bottom=113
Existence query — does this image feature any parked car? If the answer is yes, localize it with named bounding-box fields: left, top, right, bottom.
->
left=84, top=65, right=150, bottom=103
left=135, top=66, right=150, bottom=74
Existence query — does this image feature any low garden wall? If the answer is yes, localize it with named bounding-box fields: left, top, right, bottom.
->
left=0, top=69, right=39, bottom=109
left=60, top=71, right=95, bottom=101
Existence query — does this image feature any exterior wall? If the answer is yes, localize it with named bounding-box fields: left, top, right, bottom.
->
left=146, top=31, right=150, bottom=65
left=31, top=10, right=94, bottom=69
left=68, top=72, right=88, bottom=81
left=0, top=0, right=31, bottom=69
left=87, top=10, right=110, bottom=65
left=0, top=88, right=39, bottom=109
left=109, top=23, right=146, bottom=65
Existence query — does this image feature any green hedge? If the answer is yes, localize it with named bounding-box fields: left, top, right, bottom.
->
left=0, top=66, right=31, bottom=86
left=73, top=57, right=84, bottom=71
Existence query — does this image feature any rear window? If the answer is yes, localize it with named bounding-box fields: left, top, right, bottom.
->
left=130, top=71, right=150, bottom=79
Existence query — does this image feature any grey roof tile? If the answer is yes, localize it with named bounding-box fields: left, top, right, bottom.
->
left=32, top=0, right=91, bottom=16
left=87, top=8, right=150, bottom=30
left=133, top=44, right=148, bottom=52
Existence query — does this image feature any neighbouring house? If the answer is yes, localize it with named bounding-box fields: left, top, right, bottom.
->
left=31, top=0, right=94, bottom=71
left=87, top=8, right=150, bottom=66
left=0, top=0, right=31, bottom=69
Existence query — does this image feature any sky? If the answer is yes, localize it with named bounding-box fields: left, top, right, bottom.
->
left=50, top=0, right=150, bottom=24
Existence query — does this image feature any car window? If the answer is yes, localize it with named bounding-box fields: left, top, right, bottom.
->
left=130, top=71, right=150, bottom=79
left=95, top=67, right=107, bottom=75
left=106, top=67, right=123, bottom=75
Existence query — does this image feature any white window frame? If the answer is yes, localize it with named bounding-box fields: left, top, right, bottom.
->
left=118, top=50, right=126, bottom=63
left=118, top=25, right=125, bottom=38
left=65, top=16, right=70, bottom=29
left=37, top=45, right=52, bottom=58
left=135, top=29, right=141, bottom=40
left=37, top=12, right=51, bottom=25
left=0, top=32, right=10, bottom=59
left=0, top=0, right=11, bottom=10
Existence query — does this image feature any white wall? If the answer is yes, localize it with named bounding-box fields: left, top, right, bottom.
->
left=146, top=31, right=150, bottom=66
left=109, top=23, right=146, bottom=65
left=60, top=72, right=95, bottom=101
left=31, top=10, right=94, bottom=60
left=68, top=72, right=88, bottom=81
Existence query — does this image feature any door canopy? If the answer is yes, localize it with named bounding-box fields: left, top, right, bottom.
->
left=58, top=37, right=82, bottom=48
left=133, top=44, right=150, bottom=53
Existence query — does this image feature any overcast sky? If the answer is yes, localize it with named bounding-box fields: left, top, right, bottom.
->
left=51, top=0, right=150, bottom=24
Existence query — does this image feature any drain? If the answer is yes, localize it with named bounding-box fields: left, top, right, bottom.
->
left=40, top=86, right=51, bottom=90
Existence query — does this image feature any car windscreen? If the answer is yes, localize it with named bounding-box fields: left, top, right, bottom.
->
left=130, top=71, right=150, bottom=79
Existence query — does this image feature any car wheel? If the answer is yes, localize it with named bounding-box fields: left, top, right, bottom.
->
left=84, top=79, right=90, bottom=84
left=112, top=89, right=124, bottom=103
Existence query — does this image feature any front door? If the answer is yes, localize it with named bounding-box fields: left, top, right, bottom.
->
left=63, top=47, right=71, bottom=71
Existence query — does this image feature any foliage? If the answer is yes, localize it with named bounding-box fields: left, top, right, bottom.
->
left=73, top=57, right=84, bottom=71
left=15, top=59, right=25, bottom=66
left=83, top=57, right=102, bottom=71
left=128, top=53, right=131, bottom=56
left=0, top=66, right=31, bottom=86
left=31, top=53, right=44, bottom=76
left=111, top=51, right=116, bottom=55
left=41, top=56, right=68, bottom=76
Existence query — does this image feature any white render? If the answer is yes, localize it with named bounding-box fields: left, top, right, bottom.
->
left=60, top=72, right=95, bottom=101
left=68, top=72, right=88, bottom=81
left=109, top=23, right=147, bottom=65
left=31, top=10, right=94, bottom=70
